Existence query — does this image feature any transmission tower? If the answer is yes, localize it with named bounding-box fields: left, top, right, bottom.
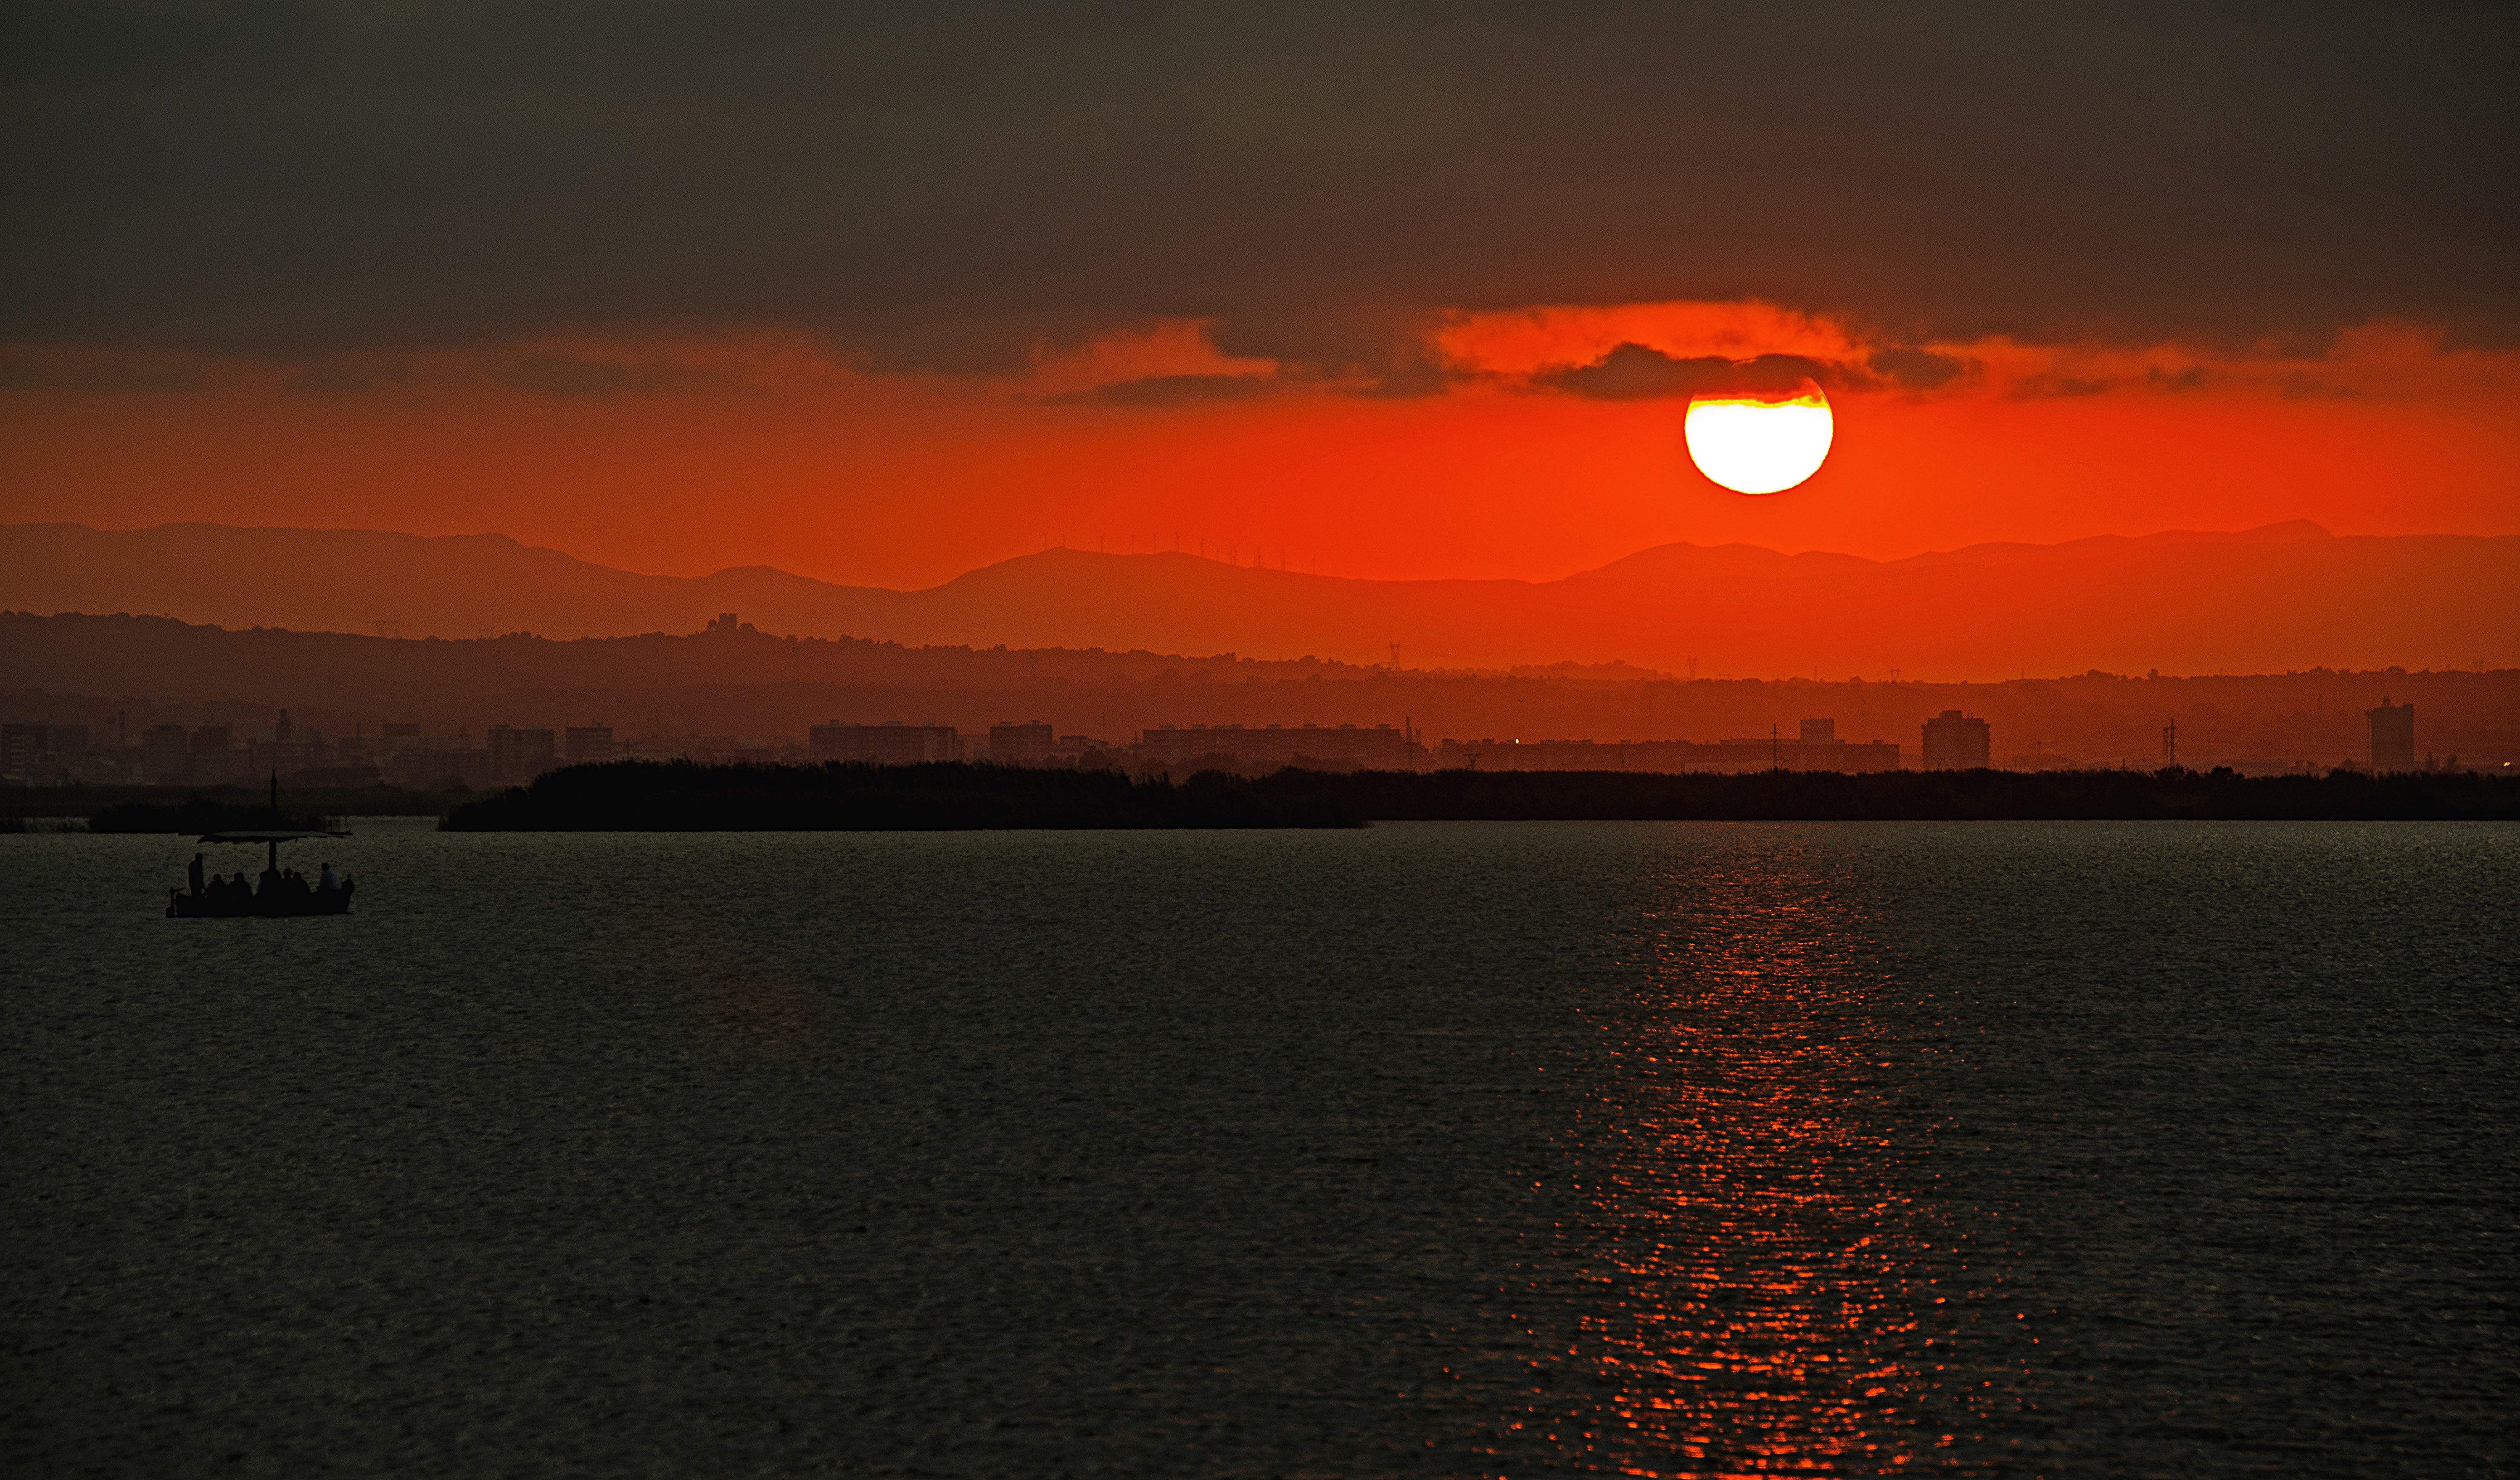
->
left=2161, top=718, right=2178, bottom=767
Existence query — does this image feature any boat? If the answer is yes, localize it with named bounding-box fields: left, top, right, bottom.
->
left=165, top=772, right=355, bottom=918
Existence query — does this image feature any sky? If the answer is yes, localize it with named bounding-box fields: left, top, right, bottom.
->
left=4, top=3, right=2515, bottom=589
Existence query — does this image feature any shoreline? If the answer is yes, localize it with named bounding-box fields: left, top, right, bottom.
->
left=434, top=760, right=2520, bottom=830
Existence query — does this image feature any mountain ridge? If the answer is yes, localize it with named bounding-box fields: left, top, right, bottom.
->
left=4, top=519, right=2510, bottom=678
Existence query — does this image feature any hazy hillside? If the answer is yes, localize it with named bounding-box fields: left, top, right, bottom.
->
left=5, top=519, right=2514, bottom=678
left=7, top=611, right=2515, bottom=769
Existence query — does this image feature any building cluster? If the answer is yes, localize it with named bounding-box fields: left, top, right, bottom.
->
left=2, top=720, right=101, bottom=785
left=1137, top=723, right=1417, bottom=771
left=0, top=712, right=642, bottom=789
left=1432, top=719, right=1903, bottom=773
left=3, top=698, right=2455, bottom=786
left=5, top=712, right=388, bottom=787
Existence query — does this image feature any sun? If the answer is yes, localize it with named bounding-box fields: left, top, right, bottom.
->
left=1684, top=381, right=1833, bottom=495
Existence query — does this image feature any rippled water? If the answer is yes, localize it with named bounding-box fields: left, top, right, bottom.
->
left=4, top=820, right=2512, bottom=1476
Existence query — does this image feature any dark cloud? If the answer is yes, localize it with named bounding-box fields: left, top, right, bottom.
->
left=2278, top=371, right=2359, bottom=400
left=1047, top=372, right=1278, bottom=406
left=286, top=357, right=415, bottom=393
left=1536, top=345, right=1842, bottom=400
left=492, top=355, right=733, bottom=398
left=1536, top=345, right=1733, bottom=400
left=4, top=2, right=2512, bottom=388
left=2011, top=373, right=2116, bottom=399
left=1866, top=348, right=1974, bottom=391
left=0, top=349, right=205, bottom=393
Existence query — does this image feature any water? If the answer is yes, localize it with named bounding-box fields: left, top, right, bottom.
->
left=4, top=820, right=2512, bottom=1476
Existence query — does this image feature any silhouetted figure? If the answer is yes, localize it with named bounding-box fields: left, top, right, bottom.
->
left=319, top=862, right=340, bottom=893
left=188, top=852, right=204, bottom=896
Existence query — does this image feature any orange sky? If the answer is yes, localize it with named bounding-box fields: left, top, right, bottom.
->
left=4, top=304, right=2514, bottom=590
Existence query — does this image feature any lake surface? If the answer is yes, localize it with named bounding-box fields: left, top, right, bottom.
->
left=4, top=820, right=2512, bottom=1477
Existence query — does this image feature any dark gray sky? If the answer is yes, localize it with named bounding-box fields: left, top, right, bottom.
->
left=7, top=2, right=2513, bottom=384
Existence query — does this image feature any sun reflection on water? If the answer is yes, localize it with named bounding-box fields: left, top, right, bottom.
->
left=1502, top=843, right=2015, bottom=1476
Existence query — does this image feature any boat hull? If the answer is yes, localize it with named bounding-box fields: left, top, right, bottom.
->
left=167, top=884, right=354, bottom=918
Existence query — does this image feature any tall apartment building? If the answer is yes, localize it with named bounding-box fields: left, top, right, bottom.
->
left=0, top=722, right=41, bottom=782
left=1920, top=710, right=1992, bottom=770
left=2, top=722, right=99, bottom=783
left=187, top=723, right=242, bottom=782
left=142, top=723, right=192, bottom=781
left=565, top=724, right=617, bottom=763
left=809, top=722, right=958, bottom=764
left=989, top=721, right=1055, bottom=765
left=487, top=725, right=558, bottom=782
left=2368, top=698, right=2415, bottom=771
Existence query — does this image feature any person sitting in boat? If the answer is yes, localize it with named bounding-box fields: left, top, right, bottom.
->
left=318, top=862, right=341, bottom=893
left=189, top=852, right=205, bottom=896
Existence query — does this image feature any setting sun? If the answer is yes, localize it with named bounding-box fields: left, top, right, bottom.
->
left=1685, top=383, right=1834, bottom=495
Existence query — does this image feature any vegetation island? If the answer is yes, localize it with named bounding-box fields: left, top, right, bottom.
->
left=425, top=759, right=2520, bottom=830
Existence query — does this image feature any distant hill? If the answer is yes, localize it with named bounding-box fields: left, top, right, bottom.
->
left=4, top=519, right=2513, bottom=677
left=9, top=610, right=2515, bottom=770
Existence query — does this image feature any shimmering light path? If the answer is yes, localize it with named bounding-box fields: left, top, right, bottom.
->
left=1512, top=843, right=2014, bottom=1474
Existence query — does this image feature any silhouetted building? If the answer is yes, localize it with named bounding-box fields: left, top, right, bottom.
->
left=142, top=723, right=191, bottom=781
left=989, top=721, right=1055, bottom=765
left=187, top=723, right=241, bottom=782
left=1137, top=722, right=1413, bottom=771
left=487, top=725, right=558, bottom=782
left=1800, top=718, right=1835, bottom=741
left=250, top=734, right=325, bottom=778
left=2368, top=697, right=2415, bottom=771
left=245, top=710, right=322, bottom=778
left=2, top=721, right=103, bottom=783
left=400, top=747, right=492, bottom=790
left=1921, top=710, right=1991, bottom=770
left=382, top=722, right=424, bottom=754
left=0, top=723, right=40, bottom=782
left=809, top=722, right=957, bottom=764
left=565, top=724, right=617, bottom=763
